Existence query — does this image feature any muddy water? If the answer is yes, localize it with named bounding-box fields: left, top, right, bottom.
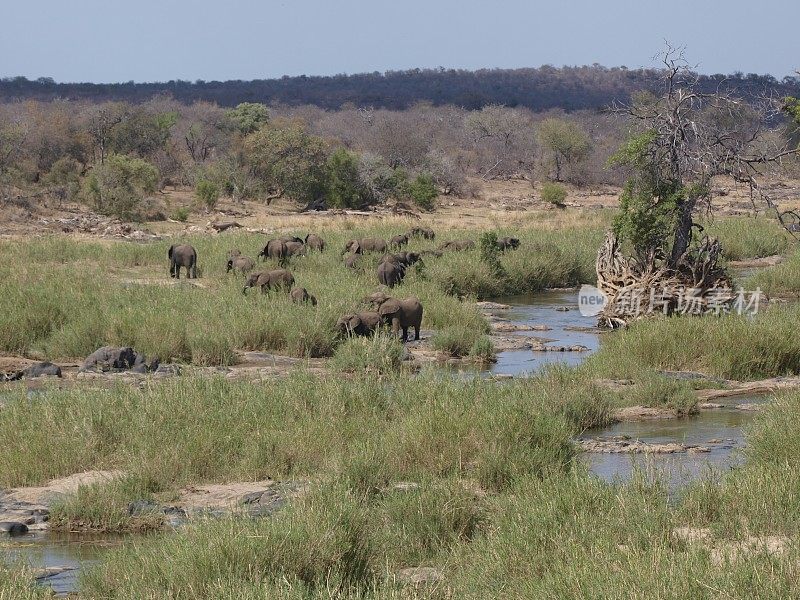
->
left=2, top=532, right=132, bottom=596
left=486, top=290, right=602, bottom=376
left=584, top=396, right=769, bottom=489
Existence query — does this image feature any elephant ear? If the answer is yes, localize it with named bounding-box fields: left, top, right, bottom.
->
left=349, top=315, right=362, bottom=330
left=168, top=245, right=175, bottom=259
left=352, top=242, right=361, bottom=254
left=378, top=299, right=401, bottom=317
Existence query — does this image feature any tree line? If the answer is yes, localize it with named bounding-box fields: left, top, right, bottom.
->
left=3, top=66, right=798, bottom=111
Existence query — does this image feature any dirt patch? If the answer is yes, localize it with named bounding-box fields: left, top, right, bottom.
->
left=672, top=527, right=791, bottom=565
left=729, top=255, right=785, bottom=269
left=613, top=405, right=683, bottom=421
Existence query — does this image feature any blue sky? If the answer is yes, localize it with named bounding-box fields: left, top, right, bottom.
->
left=2, top=0, right=797, bottom=82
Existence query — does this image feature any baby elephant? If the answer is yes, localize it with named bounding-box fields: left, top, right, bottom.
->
left=389, top=234, right=409, bottom=248
left=408, top=226, right=435, bottom=240
left=290, top=287, right=317, bottom=306
left=168, top=244, right=197, bottom=279
left=226, top=255, right=255, bottom=275
left=439, top=240, right=475, bottom=252
left=243, top=269, right=295, bottom=294
left=336, top=311, right=382, bottom=337
left=496, top=237, right=520, bottom=251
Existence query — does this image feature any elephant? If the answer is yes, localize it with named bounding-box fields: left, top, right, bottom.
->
left=375, top=296, right=423, bottom=342
left=439, top=239, right=475, bottom=252
left=344, top=238, right=388, bottom=255
left=377, top=260, right=405, bottom=288
left=168, top=244, right=197, bottom=279
left=290, top=287, right=317, bottom=306
left=390, top=234, right=409, bottom=248
left=279, top=235, right=304, bottom=244
left=408, top=226, right=435, bottom=240
left=80, top=346, right=159, bottom=374
left=226, top=255, right=256, bottom=274
left=242, top=269, right=295, bottom=294
left=258, top=239, right=288, bottom=262
left=285, top=241, right=307, bottom=256
left=227, top=248, right=242, bottom=259
left=496, top=237, right=520, bottom=251
left=305, top=233, right=326, bottom=252
left=344, top=254, right=360, bottom=269
left=419, top=249, right=443, bottom=259
left=336, top=311, right=382, bottom=337
left=390, top=251, right=422, bottom=267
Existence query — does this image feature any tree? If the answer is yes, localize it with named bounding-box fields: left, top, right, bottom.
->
left=324, top=148, right=368, bottom=209
left=243, top=121, right=328, bottom=204
left=85, top=103, right=129, bottom=164
left=596, top=48, right=799, bottom=327
left=82, top=154, right=158, bottom=220
left=225, top=102, right=269, bottom=135
left=537, top=118, right=591, bottom=182
left=465, top=105, right=533, bottom=178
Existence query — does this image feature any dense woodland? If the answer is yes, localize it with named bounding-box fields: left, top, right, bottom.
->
left=1, top=65, right=799, bottom=221
left=2, top=66, right=799, bottom=110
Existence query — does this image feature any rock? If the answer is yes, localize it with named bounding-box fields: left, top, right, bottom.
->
left=388, top=482, right=421, bottom=493
left=127, top=499, right=162, bottom=516
left=579, top=437, right=708, bottom=454
left=735, top=403, right=763, bottom=412
left=154, top=364, right=182, bottom=377
left=699, top=402, right=724, bottom=410
left=554, top=306, right=570, bottom=312
left=396, top=567, right=444, bottom=586
left=475, top=301, right=511, bottom=310
left=707, top=438, right=723, bottom=444
left=23, top=361, right=62, bottom=378
left=0, top=521, right=29, bottom=535
left=613, top=406, right=679, bottom=421
left=209, top=221, right=242, bottom=232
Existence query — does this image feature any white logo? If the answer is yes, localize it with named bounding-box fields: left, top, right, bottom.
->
left=578, top=285, right=607, bottom=317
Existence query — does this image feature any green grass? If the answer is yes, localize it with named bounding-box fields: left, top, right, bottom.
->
left=583, top=304, right=800, bottom=380
left=703, top=216, right=791, bottom=261
left=330, top=333, right=406, bottom=374
left=748, top=248, right=800, bottom=297
left=0, top=566, right=52, bottom=600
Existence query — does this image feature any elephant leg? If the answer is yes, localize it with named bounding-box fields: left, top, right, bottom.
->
left=190, top=264, right=197, bottom=278
left=175, top=264, right=181, bottom=279
left=414, top=325, right=420, bottom=341
left=401, top=326, right=409, bottom=342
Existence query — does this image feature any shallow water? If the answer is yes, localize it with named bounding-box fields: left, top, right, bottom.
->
left=485, top=290, right=602, bottom=376
left=584, top=396, right=769, bottom=489
left=2, top=532, right=131, bottom=596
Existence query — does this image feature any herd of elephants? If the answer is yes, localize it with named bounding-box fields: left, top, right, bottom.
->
left=167, top=227, right=521, bottom=343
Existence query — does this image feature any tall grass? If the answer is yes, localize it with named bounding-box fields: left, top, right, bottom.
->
left=703, top=216, right=791, bottom=261
left=0, top=374, right=613, bottom=492
left=748, top=248, right=800, bottom=297
left=584, top=304, right=800, bottom=380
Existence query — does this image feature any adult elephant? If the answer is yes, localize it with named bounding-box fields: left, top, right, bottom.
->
left=242, top=269, right=295, bottom=294
left=258, top=239, right=288, bottom=262
left=285, top=241, right=307, bottom=257
left=336, top=311, right=382, bottom=337
left=372, top=295, right=423, bottom=342
left=377, top=260, right=405, bottom=288
left=344, top=238, right=388, bottom=255
left=278, top=235, right=304, bottom=244
left=305, top=233, right=326, bottom=252
left=168, top=244, right=197, bottom=279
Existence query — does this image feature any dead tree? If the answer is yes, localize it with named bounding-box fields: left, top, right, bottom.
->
left=596, top=46, right=798, bottom=327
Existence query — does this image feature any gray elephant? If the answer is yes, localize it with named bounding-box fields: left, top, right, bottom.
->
left=279, top=235, right=304, bottom=244
left=377, top=260, right=405, bottom=288
left=496, top=237, right=520, bottom=251
left=243, top=269, right=295, bottom=294
left=344, top=238, right=388, bottom=255
left=290, top=287, right=317, bottom=306
left=384, top=251, right=422, bottom=267
left=168, top=244, right=197, bottom=279
left=285, top=241, right=307, bottom=256
left=226, top=255, right=255, bottom=274
left=374, top=296, right=423, bottom=342
left=227, top=248, right=242, bottom=259
left=80, top=346, right=159, bottom=374
left=259, top=239, right=288, bottom=262
left=390, top=234, right=409, bottom=248
left=408, top=226, right=435, bottom=240
left=439, top=239, right=475, bottom=252
left=305, top=233, right=326, bottom=252
left=336, top=311, right=382, bottom=337
left=420, top=249, right=443, bottom=259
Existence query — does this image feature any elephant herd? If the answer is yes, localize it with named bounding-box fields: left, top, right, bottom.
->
left=167, top=228, right=521, bottom=345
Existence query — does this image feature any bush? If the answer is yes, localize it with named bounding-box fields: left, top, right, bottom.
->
left=541, top=181, right=567, bottom=206
left=432, top=326, right=480, bottom=357
left=469, top=335, right=496, bottom=362
left=196, top=179, right=220, bottom=211
left=82, top=154, right=159, bottom=221
left=325, top=148, right=369, bottom=209
left=406, top=172, right=438, bottom=210
left=330, top=333, right=405, bottom=374
left=171, top=207, right=190, bottom=222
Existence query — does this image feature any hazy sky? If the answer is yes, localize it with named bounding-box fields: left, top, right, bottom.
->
left=2, top=0, right=798, bottom=82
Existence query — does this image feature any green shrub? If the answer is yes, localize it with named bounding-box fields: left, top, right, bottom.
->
left=541, top=181, right=567, bottom=206
left=195, top=179, right=221, bottom=210
left=330, top=333, right=405, bottom=374
left=82, top=154, right=159, bottom=221
left=171, top=207, right=190, bottom=222
left=432, top=326, right=480, bottom=357
left=406, top=172, right=438, bottom=210
left=325, top=148, right=369, bottom=209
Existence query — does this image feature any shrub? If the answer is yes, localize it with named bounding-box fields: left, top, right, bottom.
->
left=325, top=148, right=369, bottom=209
left=541, top=181, right=567, bottom=206
left=479, top=231, right=506, bottom=278
left=82, top=154, right=159, bottom=221
left=330, top=334, right=405, bottom=374
left=469, top=335, right=495, bottom=362
left=195, top=179, right=220, bottom=211
left=432, top=326, right=480, bottom=357
left=171, top=207, right=190, bottom=222
left=406, top=172, right=438, bottom=210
